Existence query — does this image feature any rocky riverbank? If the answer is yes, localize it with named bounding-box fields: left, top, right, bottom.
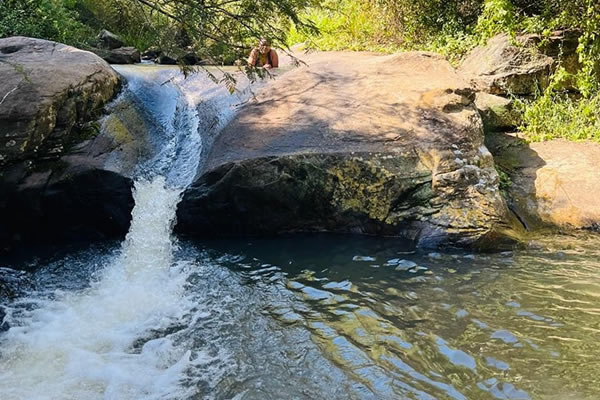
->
left=1, top=34, right=598, bottom=255
left=0, top=37, right=133, bottom=253
left=461, top=31, right=600, bottom=232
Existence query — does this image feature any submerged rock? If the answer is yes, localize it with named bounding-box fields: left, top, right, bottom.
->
left=177, top=51, right=522, bottom=248
left=0, top=37, right=133, bottom=253
left=0, top=267, right=33, bottom=298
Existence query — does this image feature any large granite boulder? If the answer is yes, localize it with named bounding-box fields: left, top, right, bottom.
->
left=0, top=36, right=120, bottom=167
left=459, top=31, right=585, bottom=97
left=0, top=37, right=133, bottom=254
left=459, top=34, right=554, bottom=96
left=177, top=51, right=522, bottom=248
left=488, top=133, right=600, bottom=231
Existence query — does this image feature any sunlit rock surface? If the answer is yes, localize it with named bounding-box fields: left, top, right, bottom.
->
left=488, top=133, right=600, bottom=231
left=178, top=51, right=521, bottom=248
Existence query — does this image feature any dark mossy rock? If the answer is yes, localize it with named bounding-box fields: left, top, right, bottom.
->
left=0, top=37, right=134, bottom=254
left=142, top=46, right=162, bottom=61
left=179, top=52, right=199, bottom=65
left=475, top=93, right=522, bottom=131
left=158, top=54, right=177, bottom=65
left=0, top=167, right=134, bottom=253
left=92, top=46, right=141, bottom=64
left=178, top=153, right=435, bottom=238
left=97, top=29, right=124, bottom=50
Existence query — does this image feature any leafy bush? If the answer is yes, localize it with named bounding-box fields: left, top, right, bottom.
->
left=0, top=0, right=94, bottom=46
left=287, top=0, right=395, bottom=52
left=518, top=92, right=600, bottom=142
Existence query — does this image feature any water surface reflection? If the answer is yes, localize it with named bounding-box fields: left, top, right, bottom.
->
left=202, top=233, right=600, bottom=399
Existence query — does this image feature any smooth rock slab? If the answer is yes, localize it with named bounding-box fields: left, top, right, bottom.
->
left=489, top=134, right=600, bottom=230
left=178, top=51, right=520, bottom=248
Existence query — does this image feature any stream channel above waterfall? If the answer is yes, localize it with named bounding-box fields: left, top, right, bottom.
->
left=1, top=65, right=600, bottom=400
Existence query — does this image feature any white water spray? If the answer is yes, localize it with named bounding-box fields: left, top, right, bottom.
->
left=0, top=66, right=251, bottom=400
left=0, top=179, right=195, bottom=400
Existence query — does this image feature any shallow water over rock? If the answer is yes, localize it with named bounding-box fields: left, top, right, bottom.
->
left=2, top=232, right=600, bottom=399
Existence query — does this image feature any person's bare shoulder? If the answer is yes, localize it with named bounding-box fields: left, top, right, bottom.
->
left=247, top=48, right=259, bottom=65
left=270, top=49, right=279, bottom=68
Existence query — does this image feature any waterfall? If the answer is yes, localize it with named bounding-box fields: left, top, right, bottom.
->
left=0, top=65, right=250, bottom=400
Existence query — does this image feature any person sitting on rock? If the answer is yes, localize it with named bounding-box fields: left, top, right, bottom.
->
left=247, top=38, right=278, bottom=69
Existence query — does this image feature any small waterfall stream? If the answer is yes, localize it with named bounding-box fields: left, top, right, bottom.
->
left=3, top=66, right=600, bottom=400
left=0, top=66, right=250, bottom=400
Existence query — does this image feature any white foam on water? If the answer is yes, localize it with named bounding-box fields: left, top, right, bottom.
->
left=0, top=66, right=258, bottom=400
left=0, top=179, right=204, bottom=400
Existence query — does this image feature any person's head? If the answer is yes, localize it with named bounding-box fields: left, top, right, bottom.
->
left=258, top=38, right=270, bottom=54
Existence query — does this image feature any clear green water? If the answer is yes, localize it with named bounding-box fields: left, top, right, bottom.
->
left=3, top=232, right=599, bottom=399
left=198, top=233, right=600, bottom=400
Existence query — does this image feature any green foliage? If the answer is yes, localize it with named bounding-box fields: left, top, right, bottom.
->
left=1, top=0, right=317, bottom=63
left=288, top=0, right=486, bottom=53
left=473, top=0, right=517, bottom=42
left=496, top=166, right=512, bottom=193
left=517, top=68, right=600, bottom=143
left=518, top=92, right=600, bottom=142
left=287, top=0, right=395, bottom=52
left=0, top=0, right=94, bottom=46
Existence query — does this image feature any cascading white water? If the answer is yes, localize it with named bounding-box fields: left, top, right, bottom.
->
left=0, top=179, right=196, bottom=400
left=0, top=66, right=251, bottom=400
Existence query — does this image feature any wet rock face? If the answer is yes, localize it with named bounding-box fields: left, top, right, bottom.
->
left=0, top=37, right=133, bottom=254
left=178, top=51, right=521, bottom=248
